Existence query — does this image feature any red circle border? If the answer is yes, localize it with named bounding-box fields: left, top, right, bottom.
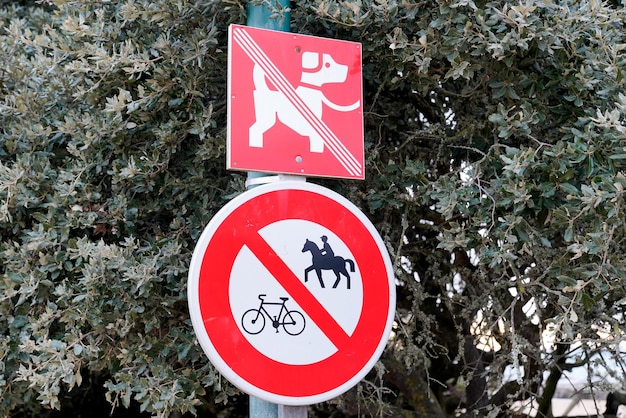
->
left=195, top=186, right=392, bottom=399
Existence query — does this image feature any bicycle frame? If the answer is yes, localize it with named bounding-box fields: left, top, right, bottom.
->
left=241, top=294, right=306, bottom=336
left=256, top=294, right=289, bottom=323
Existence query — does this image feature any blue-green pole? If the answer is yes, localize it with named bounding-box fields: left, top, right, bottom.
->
left=246, top=0, right=290, bottom=416
left=246, top=0, right=290, bottom=189
left=247, top=0, right=290, bottom=31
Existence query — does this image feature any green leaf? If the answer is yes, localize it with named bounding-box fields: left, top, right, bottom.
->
left=564, top=226, right=574, bottom=242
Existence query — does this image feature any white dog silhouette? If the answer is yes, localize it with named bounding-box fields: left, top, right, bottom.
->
left=249, top=51, right=360, bottom=153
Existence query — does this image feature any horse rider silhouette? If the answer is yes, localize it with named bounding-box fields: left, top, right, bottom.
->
left=302, top=237, right=355, bottom=289
left=320, top=235, right=334, bottom=258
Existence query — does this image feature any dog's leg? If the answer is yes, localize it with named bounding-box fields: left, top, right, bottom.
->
left=249, top=90, right=277, bottom=148
left=296, top=89, right=325, bottom=153
left=308, top=131, right=324, bottom=153
left=249, top=65, right=278, bottom=148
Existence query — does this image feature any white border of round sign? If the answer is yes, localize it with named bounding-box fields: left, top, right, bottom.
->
left=188, top=181, right=395, bottom=405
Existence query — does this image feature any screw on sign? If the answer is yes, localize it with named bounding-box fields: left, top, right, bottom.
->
left=187, top=181, right=395, bottom=405
left=227, top=25, right=364, bottom=179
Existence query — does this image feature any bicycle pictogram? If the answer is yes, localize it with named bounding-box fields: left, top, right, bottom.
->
left=241, top=294, right=306, bottom=336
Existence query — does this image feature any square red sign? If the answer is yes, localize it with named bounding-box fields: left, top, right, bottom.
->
left=227, top=25, right=364, bottom=180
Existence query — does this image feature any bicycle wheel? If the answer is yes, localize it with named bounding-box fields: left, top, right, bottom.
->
left=241, top=309, right=265, bottom=335
left=282, top=310, right=306, bottom=336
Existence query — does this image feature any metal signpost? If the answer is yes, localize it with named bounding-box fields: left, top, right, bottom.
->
left=188, top=2, right=396, bottom=417
left=245, top=3, right=291, bottom=416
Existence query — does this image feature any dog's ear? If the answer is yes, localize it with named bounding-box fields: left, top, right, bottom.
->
left=302, top=52, right=319, bottom=69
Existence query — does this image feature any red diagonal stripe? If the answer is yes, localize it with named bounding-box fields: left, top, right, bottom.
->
left=245, top=230, right=351, bottom=350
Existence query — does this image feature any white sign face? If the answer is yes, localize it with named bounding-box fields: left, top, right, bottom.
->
left=229, top=219, right=364, bottom=365
left=188, top=181, right=395, bottom=405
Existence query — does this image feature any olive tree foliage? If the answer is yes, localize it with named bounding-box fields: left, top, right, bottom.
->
left=1, top=0, right=626, bottom=416
left=0, top=0, right=241, bottom=415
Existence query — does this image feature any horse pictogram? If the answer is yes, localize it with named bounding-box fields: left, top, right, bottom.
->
left=302, top=237, right=355, bottom=289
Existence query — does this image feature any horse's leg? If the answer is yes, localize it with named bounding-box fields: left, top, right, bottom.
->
left=304, top=266, right=313, bottom=283
left=332, top=270, right=341, bottom=288
left=316, top=269, right=325, bottom=288
left=344, top=260, right=354, bottom=289
left=335, top=268, right=350, bottom=289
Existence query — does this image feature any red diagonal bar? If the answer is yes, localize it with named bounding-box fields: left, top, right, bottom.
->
left=245, top=230, right=351, bottom=350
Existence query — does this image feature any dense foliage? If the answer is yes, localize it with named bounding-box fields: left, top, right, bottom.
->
left=1, top=0, right=626, bottom=416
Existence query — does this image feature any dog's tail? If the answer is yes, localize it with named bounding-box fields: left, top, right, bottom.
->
left=253, top=65, right=270, bottom=91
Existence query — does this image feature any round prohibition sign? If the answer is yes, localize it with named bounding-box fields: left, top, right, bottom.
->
left=188, top=181, right=395, bottom=405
